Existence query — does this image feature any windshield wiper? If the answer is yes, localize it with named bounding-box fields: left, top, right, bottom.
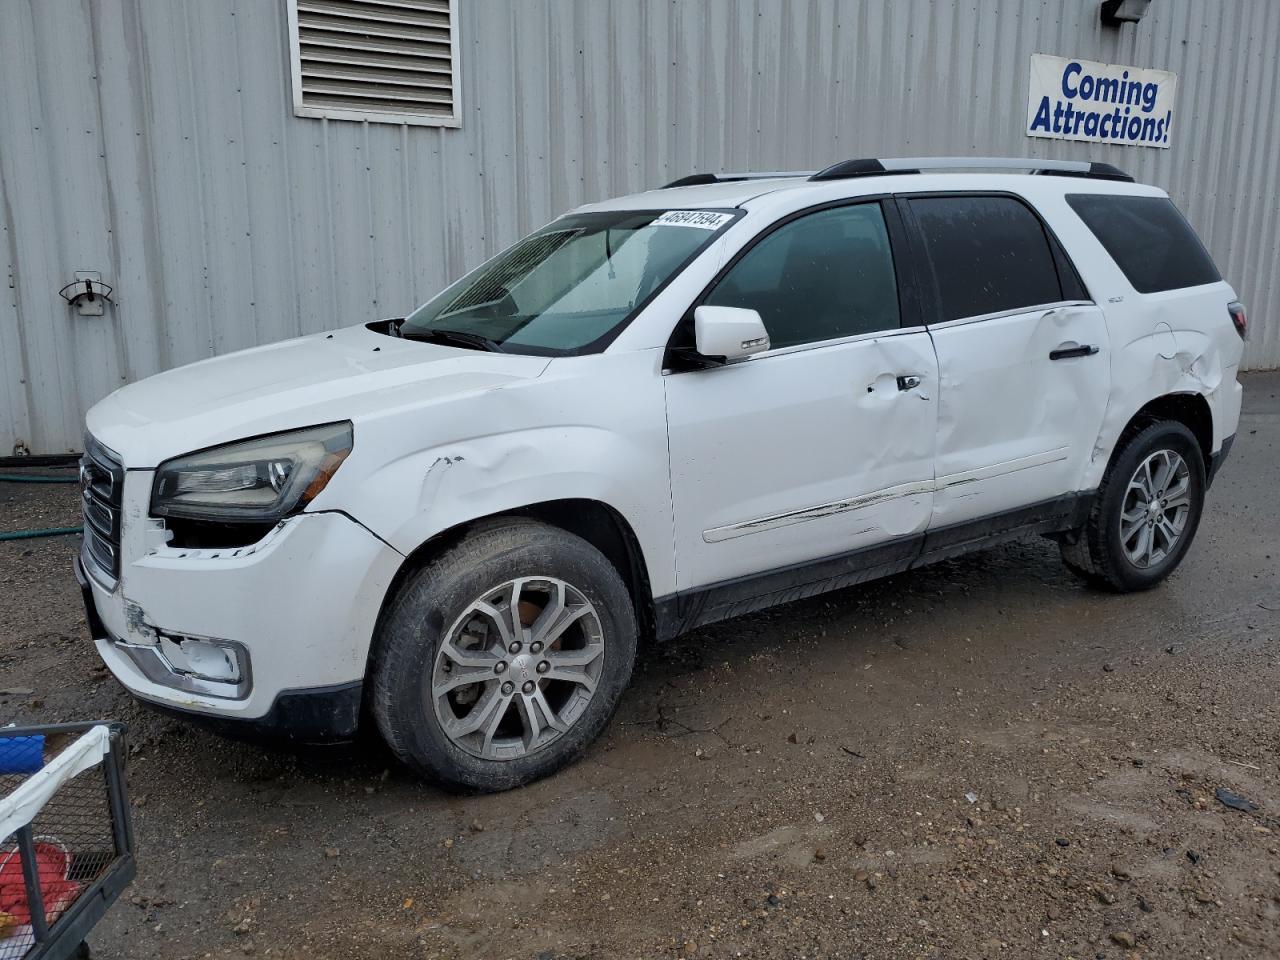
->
left=401, top=328, right=507, bottom=353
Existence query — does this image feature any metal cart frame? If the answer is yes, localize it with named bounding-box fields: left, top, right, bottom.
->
left=1, top=722, right=135, bottom=960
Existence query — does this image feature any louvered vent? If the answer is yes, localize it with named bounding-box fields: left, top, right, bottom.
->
left=292, top=0, right=458, bottom=125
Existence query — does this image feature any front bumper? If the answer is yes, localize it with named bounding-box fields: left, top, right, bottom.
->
left=77, top=474, right=403, bottom=737
left=76, top=557, right=363, bottom=741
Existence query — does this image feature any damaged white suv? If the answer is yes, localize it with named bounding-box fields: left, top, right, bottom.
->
left=78, top=157, right=1245, bottom=791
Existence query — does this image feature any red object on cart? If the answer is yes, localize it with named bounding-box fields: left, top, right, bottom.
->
left=0, top=842, right=81, bottom=926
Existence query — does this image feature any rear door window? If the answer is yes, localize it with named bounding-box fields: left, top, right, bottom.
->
left=1067, top=194, right=1220, bottom=293
left=908, top=195, right=1064, bottom=322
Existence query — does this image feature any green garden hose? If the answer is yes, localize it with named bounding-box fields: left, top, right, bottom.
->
left=0, top=526, right=82, bottom=542
left=0, top=473, right=82, bottom=540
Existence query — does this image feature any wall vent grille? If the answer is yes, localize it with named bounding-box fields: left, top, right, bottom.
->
left=289, top=0, right=459, bottom=126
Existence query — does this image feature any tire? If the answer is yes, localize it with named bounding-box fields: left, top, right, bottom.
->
left=1059, top=420, right=1206, bottom=592
left=370, top=519, right=638, bottom=791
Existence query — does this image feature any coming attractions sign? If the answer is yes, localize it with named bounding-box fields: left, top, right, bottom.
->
left=1026, top=53, right=1177, bottom=149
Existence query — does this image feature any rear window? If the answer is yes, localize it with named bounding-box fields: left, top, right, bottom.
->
left=909, top=196, right=1064, bottom=322
left=1067, top=194, right=1220, bottom=294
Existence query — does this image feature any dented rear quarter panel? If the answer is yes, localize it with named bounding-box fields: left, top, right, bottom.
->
left=1037, top=185, right=1243, bottom=489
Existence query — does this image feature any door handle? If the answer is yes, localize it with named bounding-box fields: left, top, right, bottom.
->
left=896, top=374, right=922, bottom=391
left=1049, top=344, right=1099, bottom=361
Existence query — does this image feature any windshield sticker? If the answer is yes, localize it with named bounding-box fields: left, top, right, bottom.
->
left=652, top=210, right=735, bottom=230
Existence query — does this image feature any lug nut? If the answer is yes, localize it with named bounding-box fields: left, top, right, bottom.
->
left=521, top=680, right=535, bottom=694
left=509, top=641, right=522, bottom=654
left=501, top=681, right=514, bottom=695
left=494, top=661, right=507, bottom=674
left=536, top=660, right=549, bottom=674
left=530, top=641, right=543, bottom=654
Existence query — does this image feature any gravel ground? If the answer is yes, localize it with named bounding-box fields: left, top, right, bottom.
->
left=1, top=372, right=1278, bottom=960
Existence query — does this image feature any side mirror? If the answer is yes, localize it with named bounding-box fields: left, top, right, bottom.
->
left=693, top=306, right=770, bottom=362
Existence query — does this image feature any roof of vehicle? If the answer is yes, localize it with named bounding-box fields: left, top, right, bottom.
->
left=571, top=156, right=1165, bottom=214
left=573, top=177, right=805, bottom=212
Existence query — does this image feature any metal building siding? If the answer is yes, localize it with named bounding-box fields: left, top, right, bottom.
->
left=1, top=0, right=1277, bottom=454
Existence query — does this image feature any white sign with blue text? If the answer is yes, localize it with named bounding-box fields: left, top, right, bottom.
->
left=1026, top=54, right=1177, bottom=149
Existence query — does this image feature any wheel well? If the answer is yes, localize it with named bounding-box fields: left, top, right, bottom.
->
left=1117, top=393, right=1213, bottom=468
left=508, top=499, right=656, bottom=641
left=377, top=499, right=657, bottom=648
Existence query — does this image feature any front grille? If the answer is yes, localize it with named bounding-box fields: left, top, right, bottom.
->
left=81, top=437, right=124, bottom=580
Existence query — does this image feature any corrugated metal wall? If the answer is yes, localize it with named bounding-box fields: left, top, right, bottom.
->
left=2, top=0, right=1277, bottom=454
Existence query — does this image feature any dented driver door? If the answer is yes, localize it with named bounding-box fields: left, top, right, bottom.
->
left=663, top=200, right=939, bottom=592
left=665, top=335, right=939, bottom=591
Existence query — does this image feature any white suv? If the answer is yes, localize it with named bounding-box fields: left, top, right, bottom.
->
left=77, top=157, right=1245, bottom=790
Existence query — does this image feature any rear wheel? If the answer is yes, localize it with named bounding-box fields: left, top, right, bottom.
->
left=1060, top=420, right=1206, bottom=592
left=371, top=519, right=637, bottom=791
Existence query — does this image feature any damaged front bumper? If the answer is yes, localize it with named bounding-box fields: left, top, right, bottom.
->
left=76, top=491, right=403, bottom=742
left=77, top=557, right=362, bottom=740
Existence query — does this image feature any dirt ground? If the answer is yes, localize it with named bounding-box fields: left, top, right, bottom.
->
left=2, top=373, right=1278, bottom=960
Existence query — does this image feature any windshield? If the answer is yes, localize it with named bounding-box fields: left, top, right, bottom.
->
left=400, top=209, right=737, bottom=354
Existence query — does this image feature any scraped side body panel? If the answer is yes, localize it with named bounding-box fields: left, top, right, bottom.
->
left=927, top=302, right=1111, bottom=528
left=314, top=349, right=678, bottom=598
left=664, top=330, right=939, bottom=590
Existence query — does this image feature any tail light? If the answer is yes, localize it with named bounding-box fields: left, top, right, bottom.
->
left=1228, top=301, right=1247, bottom=340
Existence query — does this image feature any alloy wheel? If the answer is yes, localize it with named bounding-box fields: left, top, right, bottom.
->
left=1119, top=448, right=1191, bottom=569
left=429, top=577, right=606, bottom=760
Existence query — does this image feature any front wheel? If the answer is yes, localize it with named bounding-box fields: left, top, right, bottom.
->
left=370, top=519, right=638, bottom=791
left=1060, top=420, right=1206, bottom=592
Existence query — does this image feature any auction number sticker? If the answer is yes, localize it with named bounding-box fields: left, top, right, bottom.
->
left=652, top=210, right=735, bottom=230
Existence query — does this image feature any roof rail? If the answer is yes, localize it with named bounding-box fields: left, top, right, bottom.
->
left=662, top=170, right=817, bottom=189
left=809, top=156, right=1134, bottom=183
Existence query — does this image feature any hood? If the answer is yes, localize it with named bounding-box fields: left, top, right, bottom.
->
left=86, top=323, right=552, bottom=467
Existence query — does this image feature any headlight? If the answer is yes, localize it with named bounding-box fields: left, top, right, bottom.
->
left=151, top=422, right=353, bottom=523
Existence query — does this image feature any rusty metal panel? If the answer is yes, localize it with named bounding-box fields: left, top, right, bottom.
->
left=0, top=0, right=1277, bottom=454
